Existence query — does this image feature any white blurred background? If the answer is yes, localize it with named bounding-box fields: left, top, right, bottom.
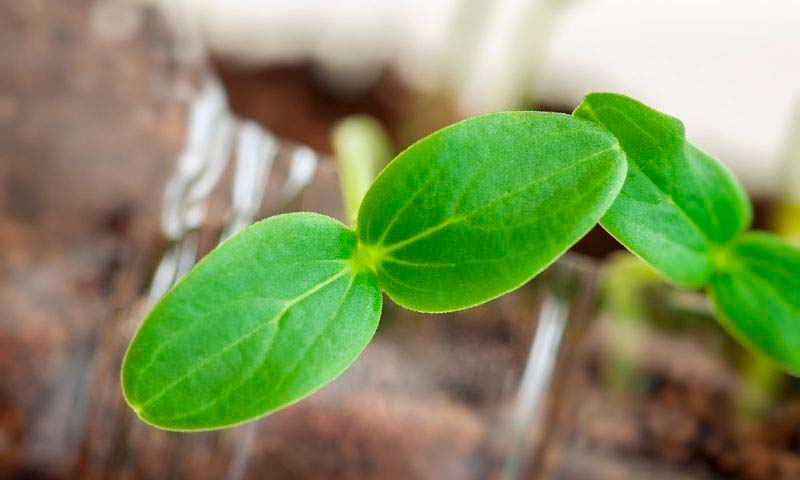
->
left=137, top=0, right=800, bottom=196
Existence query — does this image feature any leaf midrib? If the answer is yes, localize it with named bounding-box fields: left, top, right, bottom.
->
left=131, top=267, right=351, bottom=413
left=156, top=273, right=358, bottom=424
left=721, top=260, right=800, bottom=317
left=380, top=167, right=615, bottom=268
left=372, top=159, right=450, bottom=245
left=132, top=258, right=350, bottom=378
left=370, top=144, right=620, bottom=256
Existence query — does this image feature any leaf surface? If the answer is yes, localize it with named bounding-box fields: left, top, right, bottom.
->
left=574, top=93, right=752, bottom=287
left=708, top=232, right=800, bottom=374
left=122, top=213, right=382, bottom=430
left=356, top=112, right=627, bottom=312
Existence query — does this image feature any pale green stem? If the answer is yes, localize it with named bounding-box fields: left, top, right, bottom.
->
left=736, top=353, right=783, bottom=423
left=331, top=115, right=393, bottom=227
left=599, top=252, right=660, bottom=391
left=773, top=101, right=800, bottom=243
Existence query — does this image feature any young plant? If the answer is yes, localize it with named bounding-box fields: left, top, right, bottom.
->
left=122, top=93, right=800, bottom=431
left=573, top=94, right=800, bottom=375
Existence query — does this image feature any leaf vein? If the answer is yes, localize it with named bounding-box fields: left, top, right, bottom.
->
left=134, top=267, right=351, bottom=412
left=160, top=274, right=358, bottom=422
left=377, top=145, right=619, bottom=254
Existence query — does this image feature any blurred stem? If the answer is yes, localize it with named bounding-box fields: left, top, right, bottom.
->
left=773, top=102, right=800, bottom=243
left=599, top=252, right=660, bottom=391
left=737, top=354, right=783, bottom=423
left=332, top=115, right=393, bottom=226
left=774, top=203, right=800, bottom=243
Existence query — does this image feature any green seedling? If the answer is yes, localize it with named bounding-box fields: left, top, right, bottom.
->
left=122, top=93, right=800, bottom=431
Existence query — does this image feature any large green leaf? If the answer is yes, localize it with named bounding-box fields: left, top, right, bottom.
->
left=356, top=112, right=627, bottom=312
left=574, top=93, right=752, bottom=288
left=121, top=213, right=382, bottom=431
left=708, top=232, right=800, bottom=374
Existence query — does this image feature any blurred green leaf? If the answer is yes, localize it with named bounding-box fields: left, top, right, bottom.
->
left=709, top=231, right=800, bottom=374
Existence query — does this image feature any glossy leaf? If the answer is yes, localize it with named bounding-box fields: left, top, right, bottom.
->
left=356, top=112, right=627, bottom=312
left=708, top=232, right=800, bottom=374
left=574, top=93, right=752, bottom=288
left=122, top=213, right=382, bottom=431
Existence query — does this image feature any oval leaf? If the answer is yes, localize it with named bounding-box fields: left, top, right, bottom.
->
left=356, top=112, right=627, bottom=312
left=708, top=232, right=800, bottom=374
left=574, top=93, right=752, bottom=288
left=122, top=213, right=382, bottom=430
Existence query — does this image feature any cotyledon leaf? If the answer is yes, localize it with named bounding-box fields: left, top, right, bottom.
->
left=356, top=111, right=627, bottom=313
left=708, top=232, right=800, bottom=375
left=574, top=93, right=752, bottom=288
left=121, top=213, right=382, bottom=431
